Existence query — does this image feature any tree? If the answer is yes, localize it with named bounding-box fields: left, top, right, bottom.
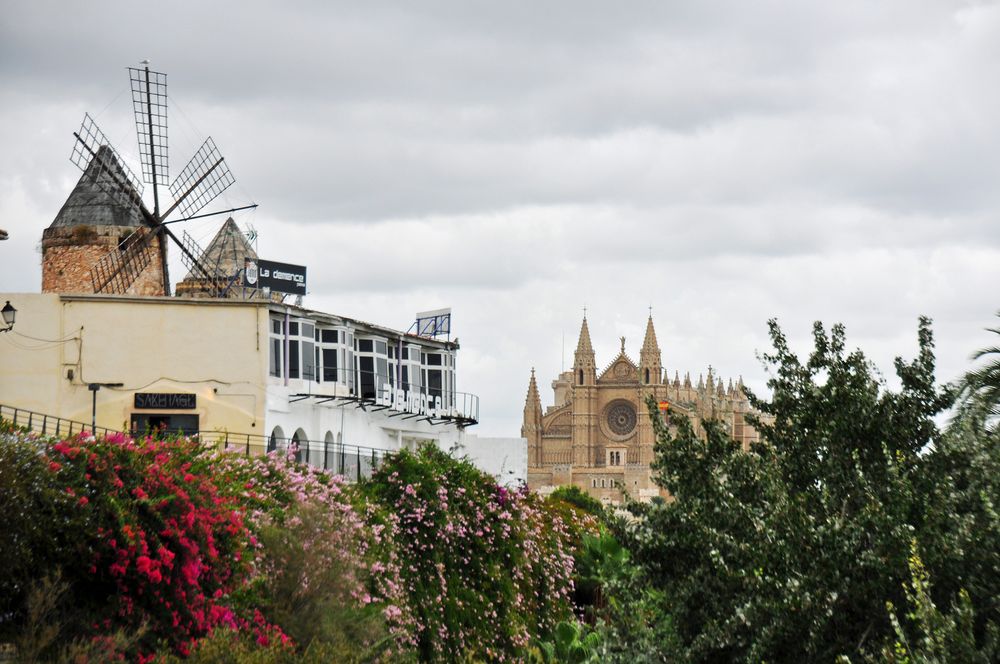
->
left=619, top=318, right=957, bottom=662
left=950, top=311, right=1000, bottom=434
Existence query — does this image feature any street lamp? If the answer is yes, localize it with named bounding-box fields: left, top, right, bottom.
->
left=88, top=382, right=124, bottom=435
left=1, top=301, right=15, bottom=332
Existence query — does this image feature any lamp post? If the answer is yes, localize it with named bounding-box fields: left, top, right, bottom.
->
left=1, top=301, right=15, bottom=332
left=88, top=382, right=124, bottom=435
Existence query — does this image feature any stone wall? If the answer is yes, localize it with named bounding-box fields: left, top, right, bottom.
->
left=41, top=225, right=165, bottom=296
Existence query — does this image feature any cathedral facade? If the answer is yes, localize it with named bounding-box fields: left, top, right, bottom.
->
left=523, top=315, right=760, bottom=503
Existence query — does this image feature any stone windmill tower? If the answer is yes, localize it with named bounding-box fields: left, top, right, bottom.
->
left=42, top=145, right=166, bottom=295
left=41, top=62, right=255, bottom=297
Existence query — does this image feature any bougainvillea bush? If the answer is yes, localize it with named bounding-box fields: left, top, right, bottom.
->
left=361, top=445, right=588, bottom=662
left=0, top=428, right=385, bottom=660
left=1, top=427, right=590, bottom=661
left=0, top=428, right=277, bottom=657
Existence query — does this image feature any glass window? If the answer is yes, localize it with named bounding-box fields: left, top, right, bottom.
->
left=272, top=319, right=283, bottom=334
left=289, top=340, right=300, bottom=379
left=290, top=322, right=299, bottom=336
left=302, top=341, right=315, bottom=381
left=358, top=339, right=373, bottom=353
left=377, top=358, right=389, bottom=390
left=426, top=353, right=442, bottom=366
left=427, top=369, right=442, bottom=400
left=375, top=340, right=387, bottom=355
left=302, top=323, right=314, bottom=338
left=322, top=329, right=337, bottom=343
left=359, top=356, right=375, bottom=399
left=270, top=338, right=281, bottom=377
left=323, top=348, right=338, bottom=382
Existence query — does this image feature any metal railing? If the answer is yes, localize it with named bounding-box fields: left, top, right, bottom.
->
left=0, top=403, right=389, bottom=482
left=285, top=365, right=480, bottom=426
left=0, top=404, right=121, bottom=439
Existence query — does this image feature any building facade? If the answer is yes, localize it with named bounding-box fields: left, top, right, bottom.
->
left=524, top=315, right=760, bottom=503
left=2, top=149, right=526, bottom=485
left=0, top=292, right=524, bottom=483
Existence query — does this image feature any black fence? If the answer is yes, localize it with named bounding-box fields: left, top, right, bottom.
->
left=0, top=403, right=389, bottom=482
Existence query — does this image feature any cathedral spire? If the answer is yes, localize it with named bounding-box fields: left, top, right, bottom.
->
left=573, top=315, right=596, bottom=386
left=575, top=316, right=594, bottom=355
left=639, top=314, right=662, bottom=384
left=525, top=368, right=541, bottom=409
left=521, top=368, right=543, bottom=464
left=641, top=314, right=660, bottom=356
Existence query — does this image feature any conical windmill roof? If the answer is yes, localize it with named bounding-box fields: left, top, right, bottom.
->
left=184, top=217, right=257, bottom=280
left=50, top=146, right=147, bottom=229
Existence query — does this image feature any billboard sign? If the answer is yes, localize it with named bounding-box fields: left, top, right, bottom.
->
left=244, top=258, right=307, bottom=296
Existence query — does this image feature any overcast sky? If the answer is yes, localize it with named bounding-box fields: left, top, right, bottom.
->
left=1, top=0, right=998, bottom=437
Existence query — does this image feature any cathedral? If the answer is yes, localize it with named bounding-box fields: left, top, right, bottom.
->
left=523, top=315, right=761, bottom=503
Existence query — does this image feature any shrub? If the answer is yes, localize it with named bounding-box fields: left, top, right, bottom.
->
left=361, top=445, right=580, bottom=662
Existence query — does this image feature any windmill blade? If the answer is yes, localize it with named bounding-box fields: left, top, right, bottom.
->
left=162, top=226, right=230, bottom=298
left=128, top=66, right=169, bottom=185
left=166, top=137, right=235, bottom=220
left=178, top=229, right=225, bottom=283
left=90, top=227, right=157, bottom=295
left=70, top=113, right=146, bottom=211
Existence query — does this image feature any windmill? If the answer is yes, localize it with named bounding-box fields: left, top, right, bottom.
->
left=69, top=61, right=257, bottom=297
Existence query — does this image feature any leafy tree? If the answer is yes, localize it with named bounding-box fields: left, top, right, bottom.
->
left=950, top=311, right=1000, bottom=433
left=873, top=540, right=995, bottom=664
left=620, top=318, right=955, bottom=662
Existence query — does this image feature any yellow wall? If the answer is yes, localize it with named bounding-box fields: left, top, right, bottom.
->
left=0, top=293, right=269, bottom=435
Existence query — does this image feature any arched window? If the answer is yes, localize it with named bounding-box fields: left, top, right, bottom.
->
left=318, top=431, right=334, bottom=468
left=579, top=369, right=584, bottom=385
left=324, top=431, right=337, bottom=471
left=645, top=368, right=650, bottom=384
left=268, top=426, right=285, bottom=453
left=292, top=428, right=307, bottom=464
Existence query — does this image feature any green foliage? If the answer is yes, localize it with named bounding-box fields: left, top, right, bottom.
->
left=950, top=311, right=1000, bottom=433
left=548, top=485, right=605, bottom=517
left=0, top=430, right=90, bottom=637
left=620, top=318, right=957, bottom=661
left=531, top=621, right=603, bottom=664
left=874, top=541, right=997, bottom=663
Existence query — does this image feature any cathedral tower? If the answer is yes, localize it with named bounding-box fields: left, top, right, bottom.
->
left=571, top=316, right=598, bottom=466
left=521, top=368, right=543, bottom=465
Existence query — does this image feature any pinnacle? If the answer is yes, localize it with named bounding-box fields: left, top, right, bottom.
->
left=525, top=367, right=541, bottom=408
left=575, top=316, right=594, bottom=356
left=641, top=315, right=660, bottom=355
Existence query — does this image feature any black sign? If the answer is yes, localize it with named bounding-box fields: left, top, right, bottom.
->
left=243, top=258, right=307, bottom=296
left=134, top=393, right=197, bottom=410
